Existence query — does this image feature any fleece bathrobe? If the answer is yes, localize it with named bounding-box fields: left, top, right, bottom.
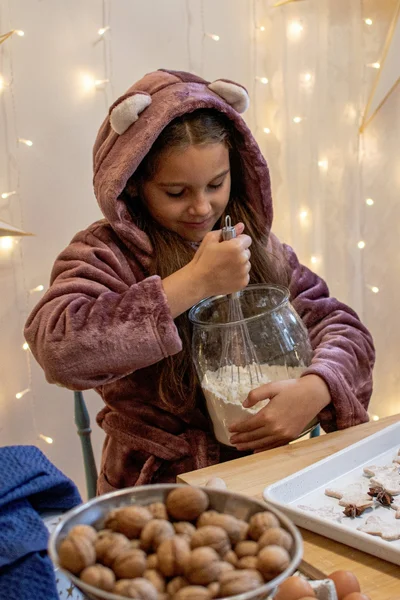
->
left=24, top=70, right=375, bottom=495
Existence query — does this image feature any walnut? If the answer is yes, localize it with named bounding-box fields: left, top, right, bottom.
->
left=223, top=550, right=238, bottom=567
left=130, top=539, right=142, bottom=550
left=80, top=564, right=115, bottom=591
left=147, top=502, right=169, bottom=520
left=96, top=529, right=112, bottom=539
left=69, top=524, right=97, bottom=543
left=166, top=487, right=209, bottom=521
left=173, top=522, right=197, bottom=541
left=234, top=540, right=258, bottom=558
left=147, top=554, right=158, bottom=569
left=58, top=535, right=96, bottom=574
left=197, top=512, right=242, bottom=544
left=94, top=532, right=131, bottom=567
left=144, top=569, right=166, bottom=593
left=258, top=527, right=293, bottom=552
left=190, top=525, right=230, bottom=556
left=248, top=511, right=280, bottom=541
left=237, top=556, right=258, bottom=570
left=236, top=519, right=249, bottom=542
left=114, top=577, right=158, bottom=600
left=157, top=535, right=191, bottom=577
left=218, top=569, right=264, bottom=597
left=173, top=586, right=212, bottom=600
left=113, top=548, right=147, bottom=579
left=167, top=576, right=190, bottom=596
left=140, top=519, right=175, bottom=551
left=184, top=547, right=225, bottom=585
left=257, top=545, right=290, bottom=581
left=207, top=582, right=220, bottom=599
left=104, top=506, right=152, bottom=539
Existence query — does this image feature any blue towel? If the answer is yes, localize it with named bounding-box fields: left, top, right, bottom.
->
left=0, top=445, right=82, bottom=599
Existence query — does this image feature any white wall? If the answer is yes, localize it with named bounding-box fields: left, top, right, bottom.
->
left=1, top=0, right=399, bottom=497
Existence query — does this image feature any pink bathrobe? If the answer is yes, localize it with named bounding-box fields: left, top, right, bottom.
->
left=24, top=70, right=375, bottom=495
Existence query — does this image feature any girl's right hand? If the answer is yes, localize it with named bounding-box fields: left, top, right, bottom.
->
left=188, top=223, right=252, bottom=298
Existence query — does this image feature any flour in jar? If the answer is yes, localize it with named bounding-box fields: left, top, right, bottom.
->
left=201, top=364, right=306, bottom=446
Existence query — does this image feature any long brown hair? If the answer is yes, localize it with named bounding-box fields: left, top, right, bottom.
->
left=125, top=109, right=287, bottom=415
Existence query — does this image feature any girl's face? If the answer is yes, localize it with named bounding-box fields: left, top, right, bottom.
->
left=141, top=142, right=231, bottom=242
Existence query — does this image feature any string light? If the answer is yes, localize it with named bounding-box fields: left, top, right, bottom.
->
left=366, top=198, right=374, bottom=206
left=303, top=72, right=312, bottom=82
left=318, top=159, right=328, bottom=170
left=1, top=190, right=17, bottom=199
left=0, top=236, right=13, bottom=249
left=364, top=18, right=373, bottom=26
left=367, top=62, right=380, bottom=69
left=368, top=285, right=380, bottom=294
left=14, top=30, right=24, bottom=37
left=293, top=116, right=302, bottom=124
left=0, top=75, right=7, bottom=91
left=22, top=342, right=29, bottom=351
left=357, top=240, right=366, bottom=249
left=371, top=415, right=380, bottom=421
left=205, top=33, right=220, bottom=41
left=263, top=127, right=271, bottom=134
left=98, top=26, right=110, bottom=36
left=18, top=138, right=33, bottom=147
left=299, top=209, right=308, bottom=220
left=256, top=76, right=269, bottom=85
left=16, top=388, right=30, bottom=399
left=29, top=284, right=44, bottom=294
left=310, top=256, right=319, bottom=265
left=39, top=434, right=54, bottom=444
left=257, top=26, right=266, bottom=32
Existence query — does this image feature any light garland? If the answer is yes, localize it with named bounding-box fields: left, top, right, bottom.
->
left=367, top=62, right=381, bottom=69
left=365, top=198, right=374, bottom=206
left=256, top=76, right=269, bottom=85
left=39, top=434, right=54, bottom=444
left=18, top=138, right=33, bottom=147
left=205, top=33, right=220, bottom=42
left=15, top=388, right=30, bottom=399
left=357, top=241, right=366, bottom=249
left=0, top=236, right=13, bottom=250
left=1, top=190, right=17, bottom=199
left=29, top=284, right=44, bottom=294
left=318, top=159, right=328, bottom=170
left=364, top=18, right=373, bottom=26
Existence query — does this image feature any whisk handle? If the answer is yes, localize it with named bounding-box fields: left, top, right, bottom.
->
left=222, top=216, right=240, bottom=300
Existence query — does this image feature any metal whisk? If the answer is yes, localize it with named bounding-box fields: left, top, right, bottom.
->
left=218, top=216, right=262, bottom=385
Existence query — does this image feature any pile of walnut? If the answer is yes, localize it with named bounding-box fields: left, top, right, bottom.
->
left=58, top=487, right=293, bottom=599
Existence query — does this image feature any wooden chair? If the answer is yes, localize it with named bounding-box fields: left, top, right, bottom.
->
left=74, top=391, right=98, bottom=499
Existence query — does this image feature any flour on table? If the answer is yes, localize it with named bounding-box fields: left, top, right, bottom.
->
left=201, top=363, right=305, bottom=446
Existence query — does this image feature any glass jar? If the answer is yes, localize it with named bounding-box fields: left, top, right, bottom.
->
left=189, top=284, right=314, bottom=446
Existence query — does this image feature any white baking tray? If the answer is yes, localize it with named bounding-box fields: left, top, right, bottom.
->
left=263, top=422, right=400, bottom=565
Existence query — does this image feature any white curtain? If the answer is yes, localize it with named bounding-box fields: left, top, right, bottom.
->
left=0, top=0, right=398, bottom=495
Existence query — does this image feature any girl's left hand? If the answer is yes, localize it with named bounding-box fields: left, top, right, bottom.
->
left=228, top=375, right=331, bottom=452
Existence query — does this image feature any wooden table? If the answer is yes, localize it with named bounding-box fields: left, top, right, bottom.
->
left=178, top=415, right=400, bottom=600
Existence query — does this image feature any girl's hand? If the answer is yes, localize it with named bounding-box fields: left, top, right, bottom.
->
left=228, top=375, right=331, bottom=452
left=189, top=223, right=252, bottom=297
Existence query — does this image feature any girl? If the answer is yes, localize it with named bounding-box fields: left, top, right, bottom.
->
left=25, top=70, right=375, bottom=494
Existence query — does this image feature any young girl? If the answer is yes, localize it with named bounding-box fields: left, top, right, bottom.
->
left=25, top=70, right=375, bottom=494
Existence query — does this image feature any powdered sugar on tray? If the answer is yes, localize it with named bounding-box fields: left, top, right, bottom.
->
left=201, top=364, right=305, bottom=446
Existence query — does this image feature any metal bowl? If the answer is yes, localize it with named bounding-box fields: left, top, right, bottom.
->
left=48, top=484, right=303, bottom=600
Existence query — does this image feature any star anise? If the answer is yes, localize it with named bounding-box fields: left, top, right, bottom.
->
left=368, top=486, right=393, bottom=507
left=343, top=504, right=367, bottom=518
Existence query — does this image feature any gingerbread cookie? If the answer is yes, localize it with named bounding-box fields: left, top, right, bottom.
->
left=357, top=515, right=400, bottom=541
left=363, top=464, right=398, bottom=478
left=325, top=483, right=373, bottom=518
left=370, top=471, right=400, bottom=496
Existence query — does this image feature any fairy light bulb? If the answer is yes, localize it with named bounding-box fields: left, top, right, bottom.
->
left=82, top=75, right=109, bottom=91
left=29, top=284, right=44, bottom=293
left=0, top=237, right=13, bottom=249
left=206, top=33, right=220, bottom=41
left=311, top=256, right=318, bottom=264
left=293, top=116, right=302, bottom=124
left=357, top=240, right=366, bottom=249
left=372, top=415, right=380, bottom=421
left=364, top=18, right=373, bottom=26
left=16, top=388, right=30, bottom=399
left=368, top=62, right=380, bottom=69
left=318, top=159, right=328, bottom=170
left=263, top=127, right=271, bottom=134
left=304, top=73, right=312, bottom=82
left=299, top=210, right=308, bottom=220
left=18, top=138, right=33, bottom=147
left=1, top=190, right=17, bottom=199
left=98, top=26, right=110, bottom=36
left=0, top=75, right=5, bottom=91
left=22, top=342, right=29, bottom=351
left=371, top=286, right=379, bottom=294
left=256, top=76, right=269, bottom=85
left=14, top=30, right=25, bottom=37
left=257, top=25, right=265, bottom=32
left=287, top=21, right=303, bottom=39
left=39, top=434, right=54, bottom=444
left=366, top=198, right=374, bottom=206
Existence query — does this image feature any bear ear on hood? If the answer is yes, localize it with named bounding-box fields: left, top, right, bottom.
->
left=110, top=92, right=152, bottom=135
left=208, top=80, right=250, bottom=114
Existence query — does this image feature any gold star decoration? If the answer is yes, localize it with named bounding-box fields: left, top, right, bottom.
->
left=0, top=220, right=32, bottom=237
left=360, top=0, right=400, bottom=132
left=273, top=0, right=305, bottom=7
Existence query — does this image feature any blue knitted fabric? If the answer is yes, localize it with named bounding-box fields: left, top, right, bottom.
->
left=0, top=445, right=82, bottom=599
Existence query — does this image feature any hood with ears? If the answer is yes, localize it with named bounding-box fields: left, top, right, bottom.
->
left=92, top=69, right=273, bottom=257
